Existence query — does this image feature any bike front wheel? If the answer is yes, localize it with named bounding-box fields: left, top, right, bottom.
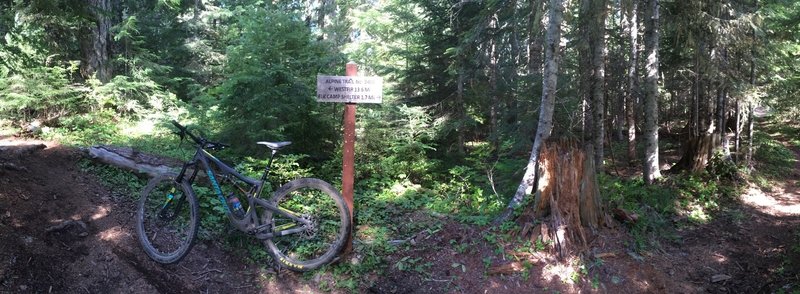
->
left=135, top=174, right=199, bottom=264
left=264, top=178, right=351, bottom=271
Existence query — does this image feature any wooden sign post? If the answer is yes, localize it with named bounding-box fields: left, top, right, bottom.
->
left=316, top=62, right=382, bottom=253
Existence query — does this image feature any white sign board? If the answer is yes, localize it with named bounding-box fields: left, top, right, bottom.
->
left=316, top=75, right=383, bottom=103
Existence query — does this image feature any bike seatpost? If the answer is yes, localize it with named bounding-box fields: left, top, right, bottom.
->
left=260, top=150, right=277, bottom=183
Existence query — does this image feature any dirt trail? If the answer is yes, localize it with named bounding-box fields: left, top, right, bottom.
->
left=645, top=146, right=800, bottom=293
left=0, top=140, right=275, bottom=293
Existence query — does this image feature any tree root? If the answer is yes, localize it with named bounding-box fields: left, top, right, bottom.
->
left=45, top=220, right=89, bottom=237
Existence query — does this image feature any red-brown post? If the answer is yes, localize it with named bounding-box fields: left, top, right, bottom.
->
left=342, top=62, right=357, bottom=252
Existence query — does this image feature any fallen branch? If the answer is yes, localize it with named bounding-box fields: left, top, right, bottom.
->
left=593, top=252, right=617, bottom=259
left=488, top=262, right=528, bottom=275
left=193, top=268, right=223, bottom=276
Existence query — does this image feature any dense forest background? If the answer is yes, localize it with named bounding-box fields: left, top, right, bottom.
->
left=1, top=0, right=799, bottom=290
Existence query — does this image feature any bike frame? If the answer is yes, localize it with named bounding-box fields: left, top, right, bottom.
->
left=173, top=144, right=310, bottom=239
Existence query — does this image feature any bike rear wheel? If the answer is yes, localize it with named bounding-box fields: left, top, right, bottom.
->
left=264, top=178, right=350, bottom=271
left=136, top=174, right=199, bottom=264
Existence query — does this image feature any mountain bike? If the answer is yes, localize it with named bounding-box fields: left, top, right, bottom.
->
left=135, top=121, right=350, bottom=271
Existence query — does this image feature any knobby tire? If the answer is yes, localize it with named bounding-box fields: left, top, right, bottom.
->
left=136, top=174, right=199, bottom=264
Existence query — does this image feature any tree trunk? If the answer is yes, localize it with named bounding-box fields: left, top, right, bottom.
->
left=746, top=22, right=756, bottom=169
left=625, top=0, right=638, bottom=165
left=578, top=0, right=593, bottom=148
left=498, top=0, right=565, bottom=223
left=193, top=0, right=203, bottom=21
left=642, top=0, right=661, bottom=184
left=747, top=102, right=754, bottom=168
left=455, top=70, right=466, bottom=155
left=528, top=0, right=545, bottom=77
left=734, top=99, right=741, bottom=162
left=718, top=87, right=731, bottom=159
left=694, top=41, right=707, bottom=136
left=715, top=86, right=725, bottom=134
left=489, top=14, right=500, bottom=157
left=591, top=0, right=608, bottom=170
left=692, top=55, right=700, bottom=137
left=81, top=0, right=113, bottom=83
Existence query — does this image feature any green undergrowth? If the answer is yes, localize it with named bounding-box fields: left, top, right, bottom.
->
left=751, top=120, right=799, bottom=189
left=600, top=118, right=799, bottom=254
left=599, top=159, right=745, bottom=251
left=312, top=144, right=527, bottom=290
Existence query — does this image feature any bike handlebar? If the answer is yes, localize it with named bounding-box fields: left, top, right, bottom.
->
left=171, top=120, right=229, bottom=150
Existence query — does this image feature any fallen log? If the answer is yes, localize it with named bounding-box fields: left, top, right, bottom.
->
left=86, top=145, right=179, bottom=178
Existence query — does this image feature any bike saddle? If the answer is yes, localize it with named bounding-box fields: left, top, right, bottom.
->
left=256, top=141, right=292, bottom=150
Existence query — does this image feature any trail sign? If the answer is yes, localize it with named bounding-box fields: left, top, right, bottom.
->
left=316, top=75, right=383, bottom=103
left=316, top=62, right=383, bottom=254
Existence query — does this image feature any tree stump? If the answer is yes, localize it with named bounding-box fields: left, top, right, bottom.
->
left=669, top=133, right=721, bottom=173
left=516, top=139, right=609, bottom=259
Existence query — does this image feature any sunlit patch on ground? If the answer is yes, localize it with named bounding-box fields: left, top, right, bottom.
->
left=741, top=185, right=800, bottom=216
left=712, top=252, right=728, bottom=263
left=91, top=205, right=111, bottom=220
left=540, top=257, right=582, bottom=288
left=99, top=226, right=125, bottom=242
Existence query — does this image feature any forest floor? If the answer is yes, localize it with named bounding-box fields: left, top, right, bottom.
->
left=0, top=127, right=798, bottom=293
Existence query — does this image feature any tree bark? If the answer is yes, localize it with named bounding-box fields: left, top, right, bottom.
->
left=734, top=99, right=741, bottom=162
left=578, top=0, right=593, bottom=148
left=669, top=133, right=721, bottom=173
left=498, top=0, right=564, bottom=223
left=747, top=102, right=754, bottom=168
left=692, top=52, right=700, bottom=137
left=642, top=0, right=661, bottom=184
left=746, top=21, right=756, bottom=169
left=193, top=0, right=203, bottom=21
left=715, top=86, right=726, bottom=135
left=591, top=0, right=608, bottom=170
left=523, top=140, right=607, bottom=259
left=718, top=87, right=731, bottom=159
left=489, top=13, right=500, bottom=157
left=625, top=0, right=638, bottom=165
left=455, top=70, right=466, bottom=155
left=81, top=0, right=113, bottom=83
left=695, top=41, right=708, bottom=135
left=528, top=0, right=545, bottom=77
